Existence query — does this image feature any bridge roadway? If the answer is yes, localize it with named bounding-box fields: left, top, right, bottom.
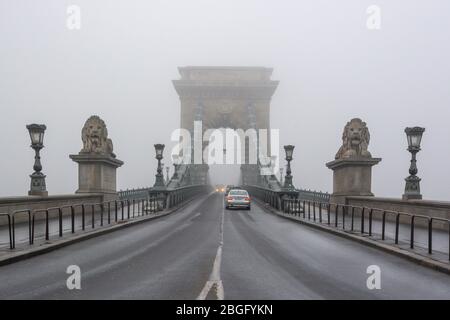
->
left=0, top=193, right=449, bottom=299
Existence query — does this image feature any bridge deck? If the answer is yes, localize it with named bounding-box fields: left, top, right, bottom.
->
left=0, top=193, right=449, bottom=299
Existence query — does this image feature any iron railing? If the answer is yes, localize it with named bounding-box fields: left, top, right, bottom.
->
left=3, top=184, right=209, bottom=250
left=244, top=183, right=450, bottom=261
left=297, top=189, right=331, bottom=203
left=0, top=213, right=13, bottom=249
left=4, top=197, right=158, bottom=250
left=163, top=185, right=210, bottom=210
left=118, top=188, right=152, bottom=200
left=281, top=199, right=450, bottom=261
left=243, top=185, right=283, bottom=211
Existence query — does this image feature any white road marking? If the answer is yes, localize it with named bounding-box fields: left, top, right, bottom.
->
left=196, top=204, right=225, bottom=300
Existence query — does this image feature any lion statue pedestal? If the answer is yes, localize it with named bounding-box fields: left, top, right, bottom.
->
left=70, top=116, right=124, bottom=197
left=326, top=118, right=381, bottom=204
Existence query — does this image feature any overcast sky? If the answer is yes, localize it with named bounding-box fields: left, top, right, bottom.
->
left=1, top=0, right=449, bottom=200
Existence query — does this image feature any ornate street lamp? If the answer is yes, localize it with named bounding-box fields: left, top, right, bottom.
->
left=403, top=127, right=425, bottom=200
left=284, top=145, right=295, bottom=189
left=153, top=144, right=165, bottom=187
left=26, top=124, right=48, bottom=196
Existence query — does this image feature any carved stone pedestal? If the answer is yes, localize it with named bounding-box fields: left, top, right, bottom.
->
left=71, top=115, right=123, bottom=200
left=70, top=154, right=123, bottom=195
left=326, top=157, right=381, bottom=204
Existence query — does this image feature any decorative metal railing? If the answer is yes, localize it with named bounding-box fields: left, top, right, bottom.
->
left=147, top=184, right=210, bottom=211
left=243, top=185, right=289, bottom=212
left=297, top=189, right=331, bottom=203
left=118, top=188, right=152, bottom=200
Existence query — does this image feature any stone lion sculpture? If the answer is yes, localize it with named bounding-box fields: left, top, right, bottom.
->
left=80, top=115, right=116, bottom=158
left=335, top=118, right=371, bottom=159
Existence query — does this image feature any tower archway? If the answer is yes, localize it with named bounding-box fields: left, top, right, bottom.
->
left=172, top=66, right=279, bottom=186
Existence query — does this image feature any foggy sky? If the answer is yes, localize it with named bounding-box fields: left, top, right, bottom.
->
left=1, top=0, right=449, bottom=200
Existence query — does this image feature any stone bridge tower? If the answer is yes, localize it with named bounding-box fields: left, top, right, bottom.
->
left=172, top=66, right=279, bottom=185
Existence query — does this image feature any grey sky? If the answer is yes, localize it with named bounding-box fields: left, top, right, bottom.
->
left=1, top=0, right=449, bottom=200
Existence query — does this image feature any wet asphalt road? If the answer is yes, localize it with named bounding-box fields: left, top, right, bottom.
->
left=0, top=193, right=449, bottom=300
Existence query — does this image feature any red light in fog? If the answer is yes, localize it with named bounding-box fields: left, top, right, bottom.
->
left=244, top=197, right=251, bottom=201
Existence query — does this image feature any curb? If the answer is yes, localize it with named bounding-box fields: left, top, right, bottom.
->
left=255, top=199, right=450, bottom=275
left=0, top=195, right=205, bottom=267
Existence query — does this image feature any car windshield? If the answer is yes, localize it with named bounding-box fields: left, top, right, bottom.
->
left=229, top=190, right=248, bottom=196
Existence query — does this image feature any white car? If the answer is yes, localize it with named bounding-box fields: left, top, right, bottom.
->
left=225, top=189, right=251, bottom=210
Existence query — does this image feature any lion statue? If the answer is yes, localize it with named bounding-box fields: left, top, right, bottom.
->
left=80, top=115, right=116, bottom=158
left=335, top=118, right=371, bottom=159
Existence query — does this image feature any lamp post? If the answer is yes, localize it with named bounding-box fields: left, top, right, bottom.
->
left=154, top=144, right=165, bottom=187
left=284, top=145, right=294, bottom=189
left=26, top=124, right=48, bottom=196
left=403, top=127, right=425, bottom=200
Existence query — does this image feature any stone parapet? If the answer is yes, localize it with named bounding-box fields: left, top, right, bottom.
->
left=0, top=194, right=104, bottom=225
left=345, top=196, right=450, bottom=230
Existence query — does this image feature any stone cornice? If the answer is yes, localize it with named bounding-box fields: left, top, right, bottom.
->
left=326, top=157, right=382, bottom=169
left=69, top=154, right=124, bottom=167
left=173, top=81, right=279, bottom=99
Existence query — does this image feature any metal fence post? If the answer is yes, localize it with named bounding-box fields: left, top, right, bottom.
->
left=361, top=207, right=365, bottom=234
left=82, top=204, right=86, bottom=230
left=428, top=218, right=432, bottom=254
left=327, top=203, right=330, bottom=225
left=100, top=203, right=104, bottom=227
left=319, top=202, right=322, bottom=223
left=91, top=204, right=95, bottom=229
left=350, top=207, right=354, bottom=231
left=395, top=213, right=400, bottom=244
left=108, top=202, right=111, bottom=224
left=71, top=206, right=75, bottom=233
left=58, top=208, right=63, bottom=237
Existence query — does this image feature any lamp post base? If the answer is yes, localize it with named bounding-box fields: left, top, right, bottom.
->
left=154, top=174, right=166, bottom=188
left=403, top=175, right=422, bottom=200
left=29, top=173, right=48, bottom=197
left=284, top=176, right=293, bottom=189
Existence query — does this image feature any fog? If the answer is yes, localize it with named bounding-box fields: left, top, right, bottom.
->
left=1, top=0, right=449, bottom=200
